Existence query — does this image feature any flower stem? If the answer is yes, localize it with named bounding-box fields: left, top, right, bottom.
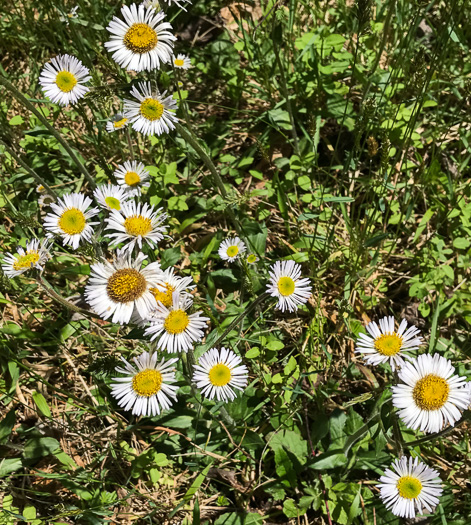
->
left=125, top=127, right=135, bottom=161
left=174, top=122, right=243, bottom=237
left=0, top=74, right=96, bottom=189
left=37, top=273, right=101, bottom=320
left=0, top=139, right=57, bottom=198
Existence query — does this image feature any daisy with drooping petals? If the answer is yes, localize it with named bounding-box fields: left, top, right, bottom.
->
left=378, top=456, right=442, bottom=519
left=105, top=3, right=176, bottom=72
left=193, top=347, right=248, bottom=402
left=392, top=353, right=470, bottom=434
left=85, top=251, right=161, bottom=325
left=150, top=267, right=195, bottom=308
left=39, top=54, right=90, bottom=106
left=133, top=267, right=195, bottom=326
left=246, top=254, right=259, bottom=264
left=142, top=0, right=161, bottom=10
left=105, top=201, right=168, bottom=252
left=114, top=160, right=151, bottom=196
left=2, top=239, right=52, bottom=278
left=144, top=292, right=209, bottom=353
left=123, top=81, right=178, bottom=136
left=111, top=351, right=178, bottom=417
left=106, top=114, right=129, bottom=133
left=93, top=184, right=130, bottom=211
left=266, top=260, right=311, bottom=313
left=218, top=237, right=246, bottom=262
left=173, top=53, right=191, bottom=69
left=43, top=193, right=99, bottom=250
left=355, top=316, right=423, bottom=371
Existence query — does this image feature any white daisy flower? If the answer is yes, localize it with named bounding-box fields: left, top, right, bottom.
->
left=85, top=250, right=162, bottom=325
left=149, top=266, right=195, bottom=308
left=266, top=260, right=311, bottom=313
left=105, top=3, right=176, bottom=73
left=2, top=239, right=52, bottom=278
left=43, top=192, right=99, bottom=250
left=93, top=184, right=130, bottom=212
left=355, top=316, right=423, bottom=371
left=105, top=201, right=168, bottom=253
left=246, top=254, right=259, bottom=264
left=142, top=0, right=161, bottom=9
left=123, top=81, right=178, bottom=137
left=36, top=184, right=46, bottom=194
left=114, top=160, right=151, bottom=197
left=378, top=456, right=442, bottom=519
left=218, top=237, right=246, bottom=262
left=39, top=54, right=90, bottom=106
left=392, top=353, right=470, bottom=434
left=39, top=194, right=55, bottom=208
left=111, top=351, right=178, bottom=417
left=144, top=291, right=209, bottom=353
left=173, top=53, right=191, bottom=69
left=193, top=347, right=248, bottom=402
left=106, top=114, right=129, bottom=133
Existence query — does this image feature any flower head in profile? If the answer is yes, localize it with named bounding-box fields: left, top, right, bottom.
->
left=193, top=347, right=248, bottom=402
left=85, top=251, right=161, bottom=325
left=355, top=316, right=423, bottom=371
left=106, top=114, right=129, bottom=133
left=218, top=237, right=246, bottom=262
left=392, top=353, right=470, bottom=434
left=114, top=160, right=151, bottom=197
left=43, top=193, right=99, bottom=250
left=378, top=456, right=442, bottom=519
left=39, top=54, right=90, bottom=106
left=124, top=81, right=178, bottom=136
left=105, top=3, right=176, bottom=72
left=144, top=291, right=209, bottom=353
left=266, top=260, right=311, bottom=313
left=105, top=201, right=168, bottom=252
left=93, top=184, right=130, bottom=212
left=111, top=351, right=178, bottom=417
left=173, top=53, right=191, bottom=69
left=2, top=239, right=52, bottom=278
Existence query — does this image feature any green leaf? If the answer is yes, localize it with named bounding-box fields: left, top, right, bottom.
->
left=0, top=458, right=23, bottom=477
left=309, top=451, right=348, bottom=469
left=9, top=115, right=24, bottom=125
left=23, top=437, right=60, bottom=459
left=453, top=237, right=470, bottom=249
left=245, top=347, right=260, bottom=359
left=32, top=391, right=52, bottom=418
left=0, top=408, right=16, bottom=443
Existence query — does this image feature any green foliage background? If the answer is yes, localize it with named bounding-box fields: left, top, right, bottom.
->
left=1, top=0, right=471, bottom=523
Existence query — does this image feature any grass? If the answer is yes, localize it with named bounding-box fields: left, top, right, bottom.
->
left=1, top=0, right=471, bottom=523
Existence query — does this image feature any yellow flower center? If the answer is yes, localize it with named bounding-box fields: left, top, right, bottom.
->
left=13, top=251, right=40, bottom=271
left=55, top=71, right=78, bottom=93
left=58, top=208, right=86, bottom=235
left=113, top=118, right=128, bottom=129
left=174, top=58, right=185, bottom=67
left=124, top=23, right=158, bottom=54
left=104, top=196, right=121, bottom=210
left=208, top=363, right=232, bottom=387
left=124, top=215, right=153, bottom=236
left=124, top=171, right=141, bottom=187
left=164, top=309, right=189, bottom=334
left=413, top=374, right=450, bottom=410
left=374, top=333, right=403, bottom=356
left=396, top=476, right=423, bottom=499
left=150, top=283, right=175, bottom=308
left=247, top=254, right=257, bottom=263
left=106, top=268, right=147, bottom=303
left=226, top=245, right=239, bottom=258
left=132, top=369, right=163, bottom=397
left=277, top=276, right=295, bottom=296
left=140, top=98, right=164, bottom=121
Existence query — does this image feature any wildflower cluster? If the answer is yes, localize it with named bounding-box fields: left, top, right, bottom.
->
left=356, top=316, right=471, bottom=518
